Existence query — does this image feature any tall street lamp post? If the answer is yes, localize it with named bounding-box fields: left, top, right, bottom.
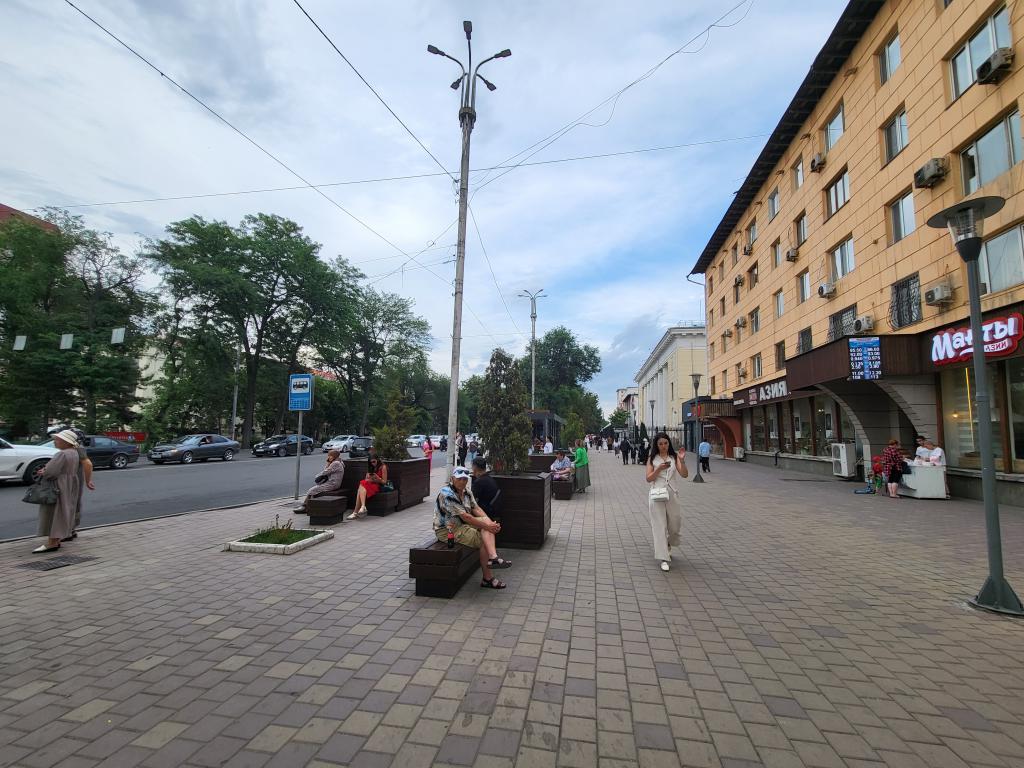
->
left=927, top=195, right=1022, bottom=616
left=519, top=289, right=546, bottom=410
left=691, top=372, right=704, bottom=483
left=428, top=23, right=511, bottom=470
left=649, top=399, right=655, bottom=437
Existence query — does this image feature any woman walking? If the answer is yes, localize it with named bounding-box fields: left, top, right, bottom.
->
left=881, top=438, right=905, bottom=499
left=646, top=432, right=688, bottom=571
left=33, top=430, right=81, bottom=553
left=348, top=448, right=388, bottom=519
left=572, top=439, right=591, bottom=493
left=295, top=450, right=345, bottom=513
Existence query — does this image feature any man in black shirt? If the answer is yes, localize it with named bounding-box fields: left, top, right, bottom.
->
left=470, top=456, right=500, bottom=517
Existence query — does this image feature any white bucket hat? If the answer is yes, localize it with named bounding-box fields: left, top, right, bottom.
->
left=54, top=429, right=80, bottom=447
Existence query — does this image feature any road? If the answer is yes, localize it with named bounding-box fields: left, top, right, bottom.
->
left=0, top=450, right=447, bottom=541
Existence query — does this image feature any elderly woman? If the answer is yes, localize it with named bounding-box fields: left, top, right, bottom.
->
left=33, top=429, right=81, bottom=553
left=550, top=449, right=573, bottom=481
left=572, top=439, right=591, bottom=493
left=295, top=449, right=345, bottom=513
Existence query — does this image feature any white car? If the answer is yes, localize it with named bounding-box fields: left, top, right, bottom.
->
left=0, top=438, right=58, bottom=483
left=322, top=434, right=357, bottom=453
left=406, top=434, right=429, bottom=448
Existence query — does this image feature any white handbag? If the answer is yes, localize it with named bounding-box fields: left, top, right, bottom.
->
left=649, top=486, right=670, bottom=502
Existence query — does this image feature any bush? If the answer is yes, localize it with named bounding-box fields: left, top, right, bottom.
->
left=478, top=348, right=531, bottom=472
left=372, top=390, right=413, bottom=461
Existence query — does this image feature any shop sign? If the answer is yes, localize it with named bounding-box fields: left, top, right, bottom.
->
left=734, top=378, right=788, bottom=406
left=931, top=313, right=1024, bottom=366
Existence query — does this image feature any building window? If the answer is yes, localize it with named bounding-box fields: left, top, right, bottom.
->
left=768, top=188, right=780, bottom=220
left=733, top=282, right=741, bottom=304
left=735, top=363, right=744, bottom=384
left=734, top=324, right=742, bottom=344
left=721, top=333, right=728, bottom=353
left=941, top=363, right=1004, bottom=469
left=747, top=220, right=757, bottom=246
left=961, top=110, right=1021, bottom=194
left=774, top=290, right=784, bottom=318
left=747, top=262, right=759, bottom=289
left=880, top=32, right=901, bottom=84
left=719, top=297, right=726, bottom=317
left=775, top=341, right=786, bottom=370
left=709, top=341, right=715, bottom=361
left=889, top=273, right=922, bottom=329
left=708, top=275, right=714, bottom=294
left=797, top=327, right=812, bottom=354
left=752, top=353, right=763, bottom=379
left=890, top=190, right=916, bottom=244
left=710, top=376, right=716, bottom=395
left=884, top=109, right=909, bottom=163
left=951, top=6, right=1011, bottom=99
left=709, top=307, right=714, bottom=326
left=749, top=306, right=760, bottom=333
left=731, top=244, right=739, bottom=265
left=981, top=223, right=1024, bottom=294
left=722, top=369, right=728, bottom=390
left=718, top=262, right=724, bottom=283
left=793, top=157, right=804, bottom=189
left=827, top=304, right=857, bottom=341
left=825, top=169, right=850, bottom=217
left=797, top=270, right=811, bottom=303
left=771, top=240, right=782, bottom=268
left=795, top=212, right=808, bottom=245
left=824, top=104, right=845, bottom=151
left=831, top=236, right=856, bottom=279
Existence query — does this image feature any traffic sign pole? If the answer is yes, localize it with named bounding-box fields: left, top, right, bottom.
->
left=295, top=411, right=303, bottom=501
left=287, top=373, right=314, bottom=504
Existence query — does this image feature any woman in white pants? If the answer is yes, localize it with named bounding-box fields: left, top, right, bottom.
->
left=645, top=432, right=687, bottom=571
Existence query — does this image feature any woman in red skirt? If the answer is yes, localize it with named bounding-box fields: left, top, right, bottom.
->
left=348, top=448, right=388, bottom=519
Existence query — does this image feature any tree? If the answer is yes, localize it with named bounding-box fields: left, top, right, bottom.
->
left=457, top=374, right=486, bottom=432
left=523, top=326, right=601, bottom=400
left=562, top=411, right=585, bottom=448
left=372, top=389, right=415, bottom=461
left=608, top=408, right=629, bottom=429
left=478, top=348, right=531, bottom=473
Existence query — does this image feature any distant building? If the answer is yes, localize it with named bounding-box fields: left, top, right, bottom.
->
left=0, top=203, right=58, bottom=232
left=634, top=325, right=707, bottom=441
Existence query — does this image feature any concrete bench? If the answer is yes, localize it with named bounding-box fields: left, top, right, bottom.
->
left=408, top=537, right=480, bottom=598
left=305, top=495, right=347, bottom=525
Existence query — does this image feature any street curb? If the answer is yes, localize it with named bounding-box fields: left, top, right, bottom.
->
left=0, top=496, right=293, bottom=545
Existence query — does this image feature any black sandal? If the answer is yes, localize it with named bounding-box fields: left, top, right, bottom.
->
left=488, top=557, right=512, bottom=569
left=481, top=577, right=507, bottom=589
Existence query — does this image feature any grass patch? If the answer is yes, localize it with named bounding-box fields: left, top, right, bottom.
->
left=240, top=515, right=318, bottom=545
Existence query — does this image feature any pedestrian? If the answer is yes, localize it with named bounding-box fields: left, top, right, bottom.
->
left=348, top=447, right=388, bottom=519
left=543, top=435, right=553, bottom=454
left=572, top=439, right=591, bottom=493
left=915, top=435, right=949, bottom=497
left=434, top=466, right=511, bottom=589
left=550, top=449, right=573, bottom=480
left=698, top=438, right=712, bottom=473
left=422, top=437, right=434, bottom=462
left=466, top=439, right=479, bottom=465
left=455, top=431, right=468, bottom=466
left=646, top=432, right=688, bottom=571
left=613, top=438, right=620, bottom=457
left=295, top=449, right=345, bottom=513
left=619, top=436, right=632, bottom=465
left=470, top=456, right=500, bottom=517
left=32, top=429, right=81, bottom=553
left=881, top=438, right=906, bottom=499
left=630, top=442, right=638, bottom=464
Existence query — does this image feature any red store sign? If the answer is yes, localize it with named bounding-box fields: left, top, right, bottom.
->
left=103, top=431, right=147, bottom=442
left=931, top=313, right=1024, bottom=366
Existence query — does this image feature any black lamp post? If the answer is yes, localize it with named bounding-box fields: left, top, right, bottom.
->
left=927, top=195, right=1022, bottom=617
left=691, top=372, right=704, bottom=483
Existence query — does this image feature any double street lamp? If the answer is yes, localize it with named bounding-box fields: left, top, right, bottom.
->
left=691, top=372, right=704, bottom=483
left=428, top=23, right=511, bottom=470
left=519, top=289, right=546, bottom=410
left=927, top=195, right=1022, bottom=617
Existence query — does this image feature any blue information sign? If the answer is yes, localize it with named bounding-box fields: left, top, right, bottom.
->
left=848, top=337, right=882, bottom=381
left=288, top=374, right=314, bottom=411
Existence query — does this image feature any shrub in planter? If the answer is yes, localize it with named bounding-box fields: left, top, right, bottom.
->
left=372, top=389, right=429, bottom=510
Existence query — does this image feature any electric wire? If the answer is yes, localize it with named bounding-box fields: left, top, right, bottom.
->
left=468, top=204, right=521, bottom=334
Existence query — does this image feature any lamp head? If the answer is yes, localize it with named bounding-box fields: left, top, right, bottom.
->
left=927, top=195, right=1005, bottom=263
left=478, top=74, right=496, bottom=91
left=690, top=372, right=702, bottom=390
left=495, top=49, right=512, bottom=58
left=427, top=44, right=444, bottom=56
left=450, top=77, right=463, bottom=90
left=463, top=20, right=472, bottom=39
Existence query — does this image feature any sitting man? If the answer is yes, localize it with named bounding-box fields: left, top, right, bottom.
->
left=470, top=457, right=499, bottom=517
left=434, top=466, right=511, bottom=589
left=549, top=449, right=573, bottom=481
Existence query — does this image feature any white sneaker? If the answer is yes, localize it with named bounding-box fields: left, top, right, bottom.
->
left=660, top=561, right=670, bottom=572
left=346, top=511, right=359, bottom=520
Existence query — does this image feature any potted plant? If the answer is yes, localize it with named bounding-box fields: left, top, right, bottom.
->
left=478, top=348, right=550, bottom=549
left=372, top=390, right=430, bottom=511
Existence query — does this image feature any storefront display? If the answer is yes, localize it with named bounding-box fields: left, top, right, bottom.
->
left=940, top=363, right=1003, bottom=469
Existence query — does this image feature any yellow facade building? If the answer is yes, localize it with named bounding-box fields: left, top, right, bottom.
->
left=691, top=0, right=1024, bottom=500
left=634, top=325, right=707, bottom=442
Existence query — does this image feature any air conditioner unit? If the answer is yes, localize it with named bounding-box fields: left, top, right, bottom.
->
left=733, top=446, right=746, bottom=461
left=742, top=245, right=753, bottom=256
left=914, top=157, right=948, bottom=189
left=738, top=367, right=748, bottom=379
left=735, top=317, right=747, bottom=328
left=785, top=248, right=799, bottom=262
left=924, top=282, right=953, bottom=305
left=852, top=315, right=874, bottom=333
left=734, top=275, right=745, bottom=286
left=810, top=153, right=826, bottom=172
left=831, top=442, right=856, bottom=478
left=818, top=282, right=837, bottom=298
left=977, top=47, right=1014, bottom=85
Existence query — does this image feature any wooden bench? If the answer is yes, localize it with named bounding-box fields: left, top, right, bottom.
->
left=366, top=489, right=399, bottom=516
left=306, top=495, right=347, bottom=525
left=551, top=479, right=573, bottom=500
left=409, top=537, right=480, bottom=598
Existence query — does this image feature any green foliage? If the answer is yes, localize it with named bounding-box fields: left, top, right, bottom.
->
left=458, top=374, right=486, bottom=432
left=243, top=515, right=317, bottom=545
left=371, top=390, right=414, bottom=461
left=517, top=326, right=603, bottom=433
left=478, top=348, right=531, bottom=472
left=562, top=411, right=585, bottom=448
left=607, top=408, right=629, bottom=429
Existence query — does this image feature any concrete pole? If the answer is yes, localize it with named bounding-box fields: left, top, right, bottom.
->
left=530, top=296, right=537, bottom=411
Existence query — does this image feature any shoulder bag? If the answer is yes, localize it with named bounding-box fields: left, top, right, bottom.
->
left=648, top=486, right=670, bottom=502
left=23, top=477, right=60, bottom=505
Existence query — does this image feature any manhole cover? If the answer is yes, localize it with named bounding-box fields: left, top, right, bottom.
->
left=17, top=555, right=98, bottom=571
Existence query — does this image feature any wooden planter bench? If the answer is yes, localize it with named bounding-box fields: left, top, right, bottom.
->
left=305, top=495, right=347, bottom=525
left=408, top=537, right=480, bottom=598
left=366, top=489, right=399, bottom=516
left=551, top=479, right=573, bottom=500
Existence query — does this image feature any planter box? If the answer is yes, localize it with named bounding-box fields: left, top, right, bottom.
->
left=552, top=479, right=573, bottom=500
left=367, top=489, right=399, bottom=516
left=340, top=459, right=368, bottom=509
left=225, top=529, right=334, bottom=554
left=388, top=458, right=431, bottom=511
left=527, top=454, right=556, bottom=473
left=494, top=472, right=551, bottom=549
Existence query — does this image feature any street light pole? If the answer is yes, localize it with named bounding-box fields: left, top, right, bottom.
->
left=519, top=289, right=546, bottom=410
left=927, top=196, right=1022, bottom=617
left=691, top=372, right=704, bottom=483
left=649, top=399, right=655, bottom=437
left=429, top=24, right=511, bottom=470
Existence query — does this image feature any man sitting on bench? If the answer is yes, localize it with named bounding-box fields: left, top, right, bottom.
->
left=434, top=466, right=512, bottom=589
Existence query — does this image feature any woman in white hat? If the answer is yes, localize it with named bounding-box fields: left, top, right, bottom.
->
left=33, top=429, right=81, bottom=553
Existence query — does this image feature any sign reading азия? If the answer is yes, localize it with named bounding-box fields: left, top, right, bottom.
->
left=931, top=313, right=1024, bottom=366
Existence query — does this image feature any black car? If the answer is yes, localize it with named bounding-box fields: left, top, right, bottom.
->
left=39, top=435, right=141, bottom=469
left=252, top=434, right=315, bottom=457
left=346, top=436, right=373, bottom=458
left=148, top=434, right=240, bottom=464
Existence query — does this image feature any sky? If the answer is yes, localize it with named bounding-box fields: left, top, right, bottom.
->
left=1, top=0, right=849, bottom=416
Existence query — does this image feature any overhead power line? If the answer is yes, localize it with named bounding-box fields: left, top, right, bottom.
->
left=468, top=205, right=521, bottom=334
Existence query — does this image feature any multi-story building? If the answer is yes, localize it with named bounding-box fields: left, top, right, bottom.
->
left=691, top=0, right=1024, bottom=501
left=634, top=325, right=707, bottom=441
left=615, top=386, right=639, bottom=430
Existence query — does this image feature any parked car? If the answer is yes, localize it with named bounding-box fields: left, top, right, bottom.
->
left=38, top=435, right=140, bottom=469
left=346, top=436, right=374, bottom=458
left=148, top=434, right=240, bottom=464
left=0, top=437, right=57, bottom=483
left=252, top=434, right=315, bottom=457
left=429, top=435, right=445, bottom=447
left=406, top=434, right=428, bottom=448
left=322, top=434, right=357, bottom=453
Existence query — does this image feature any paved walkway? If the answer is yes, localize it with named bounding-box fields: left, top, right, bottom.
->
left=1, top=451, right=1023, bottom=768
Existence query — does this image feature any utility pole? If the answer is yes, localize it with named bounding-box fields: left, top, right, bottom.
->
left=230, top=345, right=240, bottom=441
left=519, top=289, right=546, bottom=410
left=428, top=23, right=511, bottom=470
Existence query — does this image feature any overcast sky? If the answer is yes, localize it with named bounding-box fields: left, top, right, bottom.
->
left=1, top=0, right=848, bottom=415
